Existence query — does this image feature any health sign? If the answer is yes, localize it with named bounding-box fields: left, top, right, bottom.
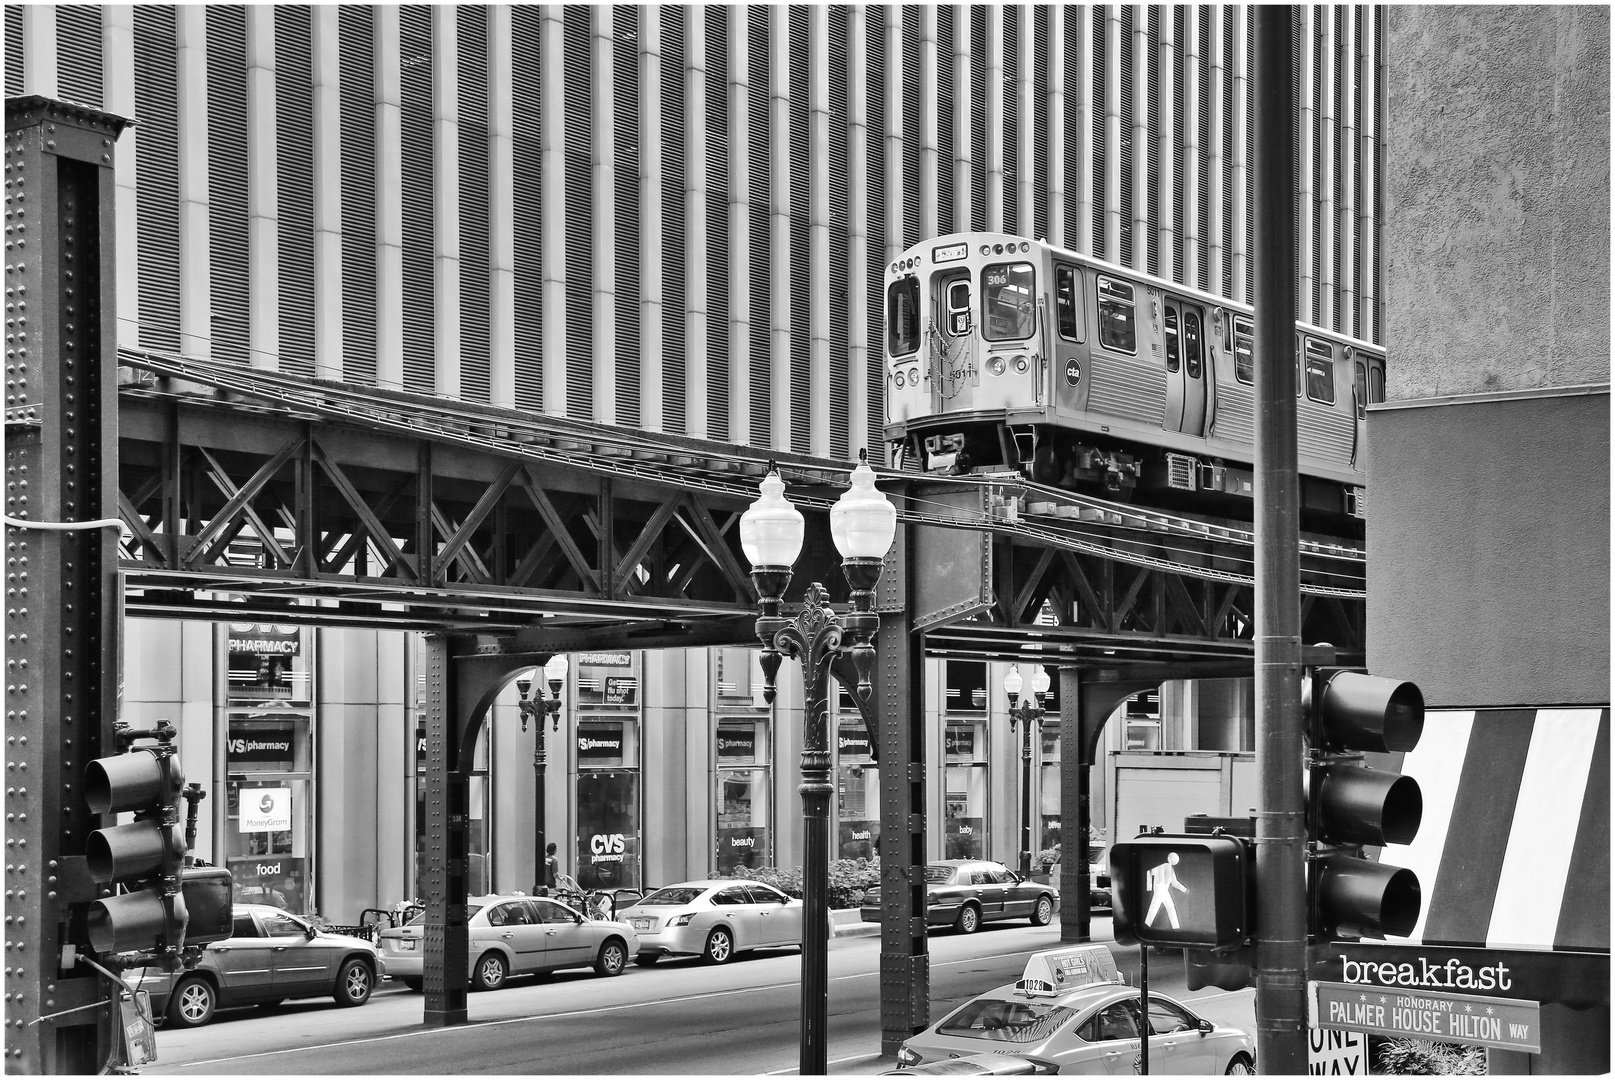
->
left=1310, top=981, right=1541, bottom=1053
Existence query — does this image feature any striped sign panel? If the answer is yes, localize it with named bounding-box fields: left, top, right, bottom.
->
left=1381, top=708, right=1610, bottom=953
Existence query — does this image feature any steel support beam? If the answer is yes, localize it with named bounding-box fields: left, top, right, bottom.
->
left=876, top=504, right=927, bottom=1054
left=4, top=96, right=130, bottom=1074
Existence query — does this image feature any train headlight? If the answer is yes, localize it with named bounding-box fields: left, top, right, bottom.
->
left=909, top=366, right=921, bottom=386
left=894, top=370, right=905, bottom=388
left=987, top=355, right=1007, bottom=376
left=1014, top=355, right=1030, bottom=373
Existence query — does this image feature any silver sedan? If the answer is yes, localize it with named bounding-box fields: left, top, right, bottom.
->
left=618, top=880, right=804, bottom=966
left=376, top=894, right=639, bottom=991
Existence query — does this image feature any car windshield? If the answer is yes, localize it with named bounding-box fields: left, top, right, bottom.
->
left=937, top=999, right=1078, bottom=1044
left=635, top=887, right=707, bottom=906
left=924, top=866, right=955, bottom=884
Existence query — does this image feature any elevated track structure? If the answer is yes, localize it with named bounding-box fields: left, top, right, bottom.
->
left=9, top=96, right=1364, bottom=1068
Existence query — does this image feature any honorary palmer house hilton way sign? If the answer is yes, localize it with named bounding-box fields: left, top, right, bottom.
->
left=1310, top=982, right=1541, bottom=1054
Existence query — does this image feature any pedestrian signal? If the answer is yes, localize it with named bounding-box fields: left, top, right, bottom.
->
left=1305, top=669, right=1425, bottom=940
left=83, top=721, right=190, bottom=956
left=1110, top=833, right=1252, bottom=951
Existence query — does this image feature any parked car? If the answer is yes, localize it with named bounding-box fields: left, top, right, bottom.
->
left=616, top=880, right=804, bottom=965
left=376, top=894, right=638, bottom=991
left=893, top=945, right=1255, bottom=1075
left=860, top=860, right=1058, bottom=934
left=125, top=904, right=384, bottom=1028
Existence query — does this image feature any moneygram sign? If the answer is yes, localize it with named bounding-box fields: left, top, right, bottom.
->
left=1310, top=981, right=1540, bottom=1053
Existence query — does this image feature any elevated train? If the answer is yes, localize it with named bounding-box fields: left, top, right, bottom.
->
left=883, top=232, right=1385, bottom=537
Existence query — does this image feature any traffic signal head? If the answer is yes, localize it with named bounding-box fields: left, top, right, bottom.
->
left=83, top=740, right=190, bottom=956
left=1306, top=669, right=1425, bottom=941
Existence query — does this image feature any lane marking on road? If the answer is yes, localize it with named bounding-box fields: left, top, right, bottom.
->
left=165, top=948, right=1054, bottom=1070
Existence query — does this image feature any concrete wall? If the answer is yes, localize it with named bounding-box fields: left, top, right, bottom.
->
left=1385, top=6, right=1610, bottom=398
left=1366, top=387, right=1610, bottom=708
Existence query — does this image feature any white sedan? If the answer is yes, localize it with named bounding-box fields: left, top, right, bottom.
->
left=618, top=880, right=804, bottom=966
left=376, top=894, right=639, bottom=991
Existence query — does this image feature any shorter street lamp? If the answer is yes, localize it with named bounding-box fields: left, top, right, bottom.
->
left=740, top=451, right=897, bottom=1077
left=1003, top=664, right=1051, bottom=876
left=516, top=654, right=569, bottom=895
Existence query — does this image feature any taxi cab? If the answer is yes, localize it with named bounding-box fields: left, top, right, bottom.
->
left=893, top=946, right=1255, bottom=1075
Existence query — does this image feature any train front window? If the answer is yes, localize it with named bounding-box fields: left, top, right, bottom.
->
left=1354, top=357, right=1368, bottom=419
left=982, top=262, right=1036, bottom=341
left=1163, top=306, right=1181, bottom=373
left=1233, top=316, right=1254, bottom=384
left=1097, top=276, right=1136, bottom=354
left=1183, top=311, right=1203, bottom=378
left=887, top=277, right=921, bottom=356
left=1304, top=338, right=1335, bottom=404
left=1055, top=265, right=1083, bottom=341
left=947, top=279, right=973, bottom=336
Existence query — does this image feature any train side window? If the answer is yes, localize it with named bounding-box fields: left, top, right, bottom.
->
left=1232, top=316, right=1254, bottom=383
left=982, top=262, right=1036, bottom=341
left=887, top=276, right=921, bottom=356
left=1183, top=311, right=1203, bottom=378
left=1368, top=358, right=1386, bottom=404
left=1055, top=265, right=1083, bottom=341
left=1163, top=306, right=1181, bottom=373
left=947, top=279, right=973, bottom=336
left=1097, top=276, right=1136, bottom=354
left=1304, top=338, right=1335, bottom=404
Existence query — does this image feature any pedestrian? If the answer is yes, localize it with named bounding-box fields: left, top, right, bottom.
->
left=542, top=842, right=560, bottom=894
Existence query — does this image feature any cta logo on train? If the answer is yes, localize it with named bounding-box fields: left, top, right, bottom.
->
left=884, top=232, right=1383, bottom=537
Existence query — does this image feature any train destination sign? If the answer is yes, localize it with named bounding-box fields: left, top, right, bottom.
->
left=1310, top=981, right=1541, bottom=1053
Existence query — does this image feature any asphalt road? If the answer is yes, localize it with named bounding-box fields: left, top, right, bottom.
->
left=140, top=917, right=1256, bottom=1075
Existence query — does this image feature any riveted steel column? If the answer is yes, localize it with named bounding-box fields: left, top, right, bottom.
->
left=4, top=96, right=129, bottom=1074
left=876, top=498, right=925, bottom=1055
left=421, top=633, right=469, bottom=1026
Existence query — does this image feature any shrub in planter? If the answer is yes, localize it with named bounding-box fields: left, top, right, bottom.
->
left=734, top=858, right=882, bottom=910
left=1372, top=1037, right=1485, bottom=1075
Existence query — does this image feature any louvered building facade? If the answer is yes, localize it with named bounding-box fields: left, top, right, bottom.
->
left=7, top=4, right=1386, bottom=460
left=5, top=5, right=1384, bottom=925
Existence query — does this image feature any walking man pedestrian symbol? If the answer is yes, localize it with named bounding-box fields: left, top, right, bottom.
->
left=1144, top=852, right=1188, bottom=929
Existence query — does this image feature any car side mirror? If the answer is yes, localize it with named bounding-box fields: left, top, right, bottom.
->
left=1198, top=1018, right=1214, bottom=1035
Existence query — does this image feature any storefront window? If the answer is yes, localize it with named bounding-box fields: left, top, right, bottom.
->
left=835, top=713, right=879, bottom=860
left=410, top=688, right=493, bottom=900
left=945, top=661, right=989, bottom=714
left=945, top=721, right=987, bottom=860
left=1123, top=690, right=1161, bottom=751
left=1039, top=727, right=1062, bottom=853
left=226, top=623, right=311, bottom=704
left=716, top=719, right=771, bottom=873
left=577, top=769, right=640, bottom=890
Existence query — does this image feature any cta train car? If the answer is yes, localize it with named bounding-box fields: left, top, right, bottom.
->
left=883, top=232, right=1385, bottom=536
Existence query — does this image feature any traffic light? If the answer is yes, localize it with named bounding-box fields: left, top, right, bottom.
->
left=1110, top=832, right=1252, bottom=951
left=1306, top=669, right=1425, bottom=940
left=83, top=721, right=189, bottom=956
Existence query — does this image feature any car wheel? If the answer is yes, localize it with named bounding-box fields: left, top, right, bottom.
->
left=635, top=954, right=660, bottom=967
left=1225, top=1052, right=1256, bottom=1075
left=472, top=951, right=508, bottom=992
left=401, top=978, right=423, bottom=992
left=955, top=904, right=981, bottom=934
left=702, top=926, right=735, bottom=964
left=1031, top=895, right=1054, bottom=926
left=167, top=977, right=216, bottom=1028
left=334, top=958, right=374, bottom=1007
left=595, top=938, right=628, bottom=977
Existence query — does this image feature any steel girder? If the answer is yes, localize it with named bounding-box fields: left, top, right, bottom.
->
left=116, top=396, right=771, bottom=635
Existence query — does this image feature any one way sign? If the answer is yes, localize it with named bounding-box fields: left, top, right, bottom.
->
left=1308, top=1028, right=1369, bottom=1074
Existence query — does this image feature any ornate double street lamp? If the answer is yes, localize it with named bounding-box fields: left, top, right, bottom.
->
left=516, top=654, right=569, bottom=894
left=741, top=452, right=897, bottom=1076
left=1003, top=665, right=1052, bottom=876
